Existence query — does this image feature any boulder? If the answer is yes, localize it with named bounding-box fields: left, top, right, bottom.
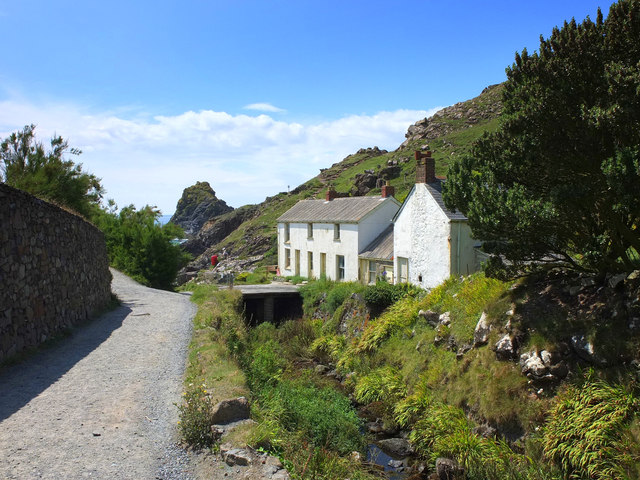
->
left=494, top=334, right=518, bottom=360
left=520, top=351, right=548, bottom=378
left=436, top=457, right=465, bottom=480
left=210, top=396, right=250, bottom=424
left=438, top=312, right=451, bottom=326
left=520, top=349, right=569, bottom=381
left=608, top=273, right=627, bottom=289
left=419, top=309, right=440, bottom=327
left=473, top=312, right=491, bottom=346
left=376, top=437, right=414, bottom=458
left=223, top=448, right=252, bottom=466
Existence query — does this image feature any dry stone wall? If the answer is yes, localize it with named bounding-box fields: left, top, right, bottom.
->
left=0, top=184, right=112, bottom=362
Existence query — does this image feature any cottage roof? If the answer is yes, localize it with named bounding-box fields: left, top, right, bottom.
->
left=277, top=196, right=396, bottom=223
left=359, top=225, right=394, bottom=260
left=394, top=180, right=467, bottom=222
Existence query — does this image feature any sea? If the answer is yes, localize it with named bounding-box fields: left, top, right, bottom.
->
left=157, top=214, right=173, bottom=226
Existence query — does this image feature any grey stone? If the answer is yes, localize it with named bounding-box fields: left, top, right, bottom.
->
left=211, top=397, right=250, bottom=425
left=224, top=448, right=252, bottom=466
left=571, top=334, right=607, bottom=366
left=438, top=312, right=451, bottom=326
left=314, top=364, right=329, bottom=374
left=376, top=437, right=413, bottom=457
left=609, top=273, right=627, bottom=289
left=495, top=334, right=518, bottom=360
left=473, top=312, right=491, bottom=346
left=419, top=309, right=440, bottom=327
left=436, top=457, right=465, bottom=480
left=520, top=351, right=549, bottom=379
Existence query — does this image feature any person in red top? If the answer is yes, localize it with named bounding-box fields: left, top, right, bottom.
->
left=211, top=254, right=218, bottom=267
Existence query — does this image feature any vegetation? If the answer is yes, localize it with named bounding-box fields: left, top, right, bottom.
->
left=444, top=0, right=640, bottom=279
left=1, top=124, right=104, bottom=218
left=1, top=125, right=191, bottom=289
left=543, top=372, right=640, bottom=480
left=178, top=283, right=379, bottom=479
left=93, top=204, right=191, bottom=289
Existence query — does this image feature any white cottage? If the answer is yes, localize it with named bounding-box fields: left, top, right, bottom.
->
left=277, top=187, right=400, bottom=282
left=393, top=151, right=479, bottom=289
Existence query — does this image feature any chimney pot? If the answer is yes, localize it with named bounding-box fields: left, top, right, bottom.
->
left=381, top=181, right=395, bottom=198
left=326, top=187, right=338, bottom=201
left=415, top=150, right=436, bottom=184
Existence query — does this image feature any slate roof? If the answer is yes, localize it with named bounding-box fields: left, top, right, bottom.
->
left=359, top=225, right=394, bottom=260
left=425, top=180, right=467, bottom=220
left=277, top=196, right=394, bottom=223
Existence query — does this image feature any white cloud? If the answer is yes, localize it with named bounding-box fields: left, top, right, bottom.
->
left=0, top=98, right=440, bottom=214
left=243, top=102, right=286, bottom=113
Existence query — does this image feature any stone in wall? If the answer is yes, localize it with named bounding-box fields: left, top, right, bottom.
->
left=0, top=184, right=112, bottom=362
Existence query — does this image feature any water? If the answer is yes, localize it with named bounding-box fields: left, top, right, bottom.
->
left=367, top=444, right=410, bottom=479
left=157, top=214, right=173, bottom=226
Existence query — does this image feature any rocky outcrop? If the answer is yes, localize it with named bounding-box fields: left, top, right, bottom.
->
left=170, top=181, right=233, bottom=236
left=401, top=83, right=503, bottom=148
left=182, top=205, right=259, bottom=257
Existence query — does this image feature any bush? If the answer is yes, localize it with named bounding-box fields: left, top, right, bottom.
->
left=176, top=383, right=219, bottom=448
left=363, top=281, right=421, bottom=315
left=543, top=373, right=640, bottom=480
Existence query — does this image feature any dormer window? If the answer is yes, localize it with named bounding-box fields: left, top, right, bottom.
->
left=307, top=223, right=313, bottom=239
left=334, top=223, right=340, bottom=240
left=284, top=223, right=290, bottom=243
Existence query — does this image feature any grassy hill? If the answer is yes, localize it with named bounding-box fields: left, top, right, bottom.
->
left=180, top=84, right=503, bottom=277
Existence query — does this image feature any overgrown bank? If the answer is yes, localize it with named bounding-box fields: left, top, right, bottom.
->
left=179, top=272, right=640, bottom=479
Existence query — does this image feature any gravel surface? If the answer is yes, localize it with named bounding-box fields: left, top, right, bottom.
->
left=0, top=269, right=196, bottom=479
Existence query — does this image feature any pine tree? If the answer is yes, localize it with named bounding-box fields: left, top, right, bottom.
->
left=444, top=0, right=640, bottom=278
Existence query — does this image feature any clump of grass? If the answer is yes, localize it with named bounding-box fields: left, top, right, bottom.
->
left=354, top=365, right=407, bottom=405
left=285, top=275, right=308, bottom=285
left=351, top=295, right=421, bottom=353
left=543, top=372, right=640, bottom=480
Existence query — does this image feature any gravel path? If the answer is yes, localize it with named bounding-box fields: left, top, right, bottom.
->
left=0, top=269, right=196, bottom=479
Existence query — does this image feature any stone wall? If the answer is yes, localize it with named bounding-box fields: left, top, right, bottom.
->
left=0, top=184, right=112, bottom=362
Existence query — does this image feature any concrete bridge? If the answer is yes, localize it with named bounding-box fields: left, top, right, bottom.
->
left=233, top=283, right=303, bottom=325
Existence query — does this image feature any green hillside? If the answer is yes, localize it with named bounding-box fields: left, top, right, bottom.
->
left=181, top=84, right=503, bottom=274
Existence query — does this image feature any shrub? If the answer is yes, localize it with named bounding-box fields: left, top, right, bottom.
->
left=176, top=383, right=219, bottom=448
left=543, top=373, right=640, bottom=480
left=363, top=281, right=422, bottom=315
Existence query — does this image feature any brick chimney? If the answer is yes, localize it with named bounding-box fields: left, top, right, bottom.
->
left=415, top=150, right=436, bottom=184
left=326, top=186, right=338, bottom=201
left=381, top=181, right=395, bottom=198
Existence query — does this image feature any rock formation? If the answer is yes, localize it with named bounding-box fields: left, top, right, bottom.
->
left=170, top=181, right=233, bottom=236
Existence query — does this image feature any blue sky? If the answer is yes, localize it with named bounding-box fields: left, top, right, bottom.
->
left=0, top=0, right=616, bottom=213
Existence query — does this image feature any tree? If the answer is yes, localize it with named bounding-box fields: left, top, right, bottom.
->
left=93, top=204, right=191, bottom=290
left=443, top=0, right=640, bottom=279
left=1, top=124, right=104, bottom=218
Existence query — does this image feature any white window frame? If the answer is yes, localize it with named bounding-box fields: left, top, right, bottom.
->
left=337, top=255, right=345, bottom=280
left=284, top=223, right=290, bottom=243
left=285, top=248, right=291, bottom=269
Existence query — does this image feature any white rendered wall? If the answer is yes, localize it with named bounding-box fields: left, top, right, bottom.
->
left=357, top=198, right=400, bottom=251
left=394, top=184, right=453, bottom=289
left=278, top=221, right=360, bottom=281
